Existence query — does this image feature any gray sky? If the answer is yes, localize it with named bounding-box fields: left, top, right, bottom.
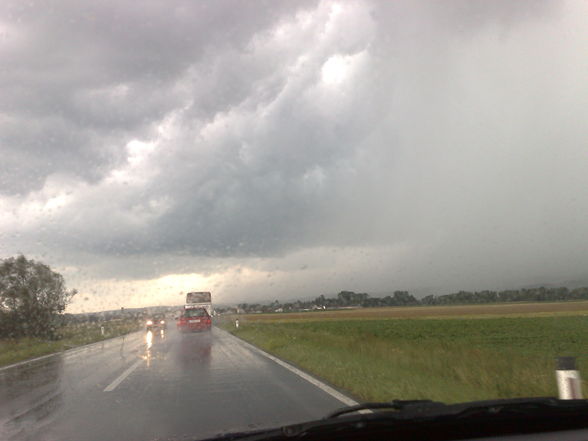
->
left=2, top=0, right=588, bottom=312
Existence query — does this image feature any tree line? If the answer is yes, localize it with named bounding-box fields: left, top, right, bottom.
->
left=232, top=286, right=588, bottom=314
left=5, top=253, right=588, bottom=334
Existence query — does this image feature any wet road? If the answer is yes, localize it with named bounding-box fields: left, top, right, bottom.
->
left=0, top=327, right=355, bottom=441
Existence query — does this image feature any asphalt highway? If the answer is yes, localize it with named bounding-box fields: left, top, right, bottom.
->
left=0, top=326, right=356, bottom=441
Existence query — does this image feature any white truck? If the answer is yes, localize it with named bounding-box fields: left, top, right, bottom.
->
left=185, top=291, right=213, bottom=316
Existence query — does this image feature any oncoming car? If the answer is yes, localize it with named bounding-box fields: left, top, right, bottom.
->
left=176, top=307, right=212, bottom=333
left=145, top=314, right=167, bottom=331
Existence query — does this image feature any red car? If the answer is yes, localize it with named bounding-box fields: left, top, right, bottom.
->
left=176, top=307, right=212, bottom=332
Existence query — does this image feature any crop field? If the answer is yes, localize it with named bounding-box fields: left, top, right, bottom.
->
left=221, top=302, right=588, bottom=403
left=233, top=300, right=588, bottom=322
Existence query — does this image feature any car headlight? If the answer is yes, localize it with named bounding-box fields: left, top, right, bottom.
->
left=146, top=320, right=153, bottom=325
left=160, top=320, right=165, bottom=324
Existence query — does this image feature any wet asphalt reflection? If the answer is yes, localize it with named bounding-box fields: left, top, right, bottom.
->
left=0, top=327, right=345, bottom=441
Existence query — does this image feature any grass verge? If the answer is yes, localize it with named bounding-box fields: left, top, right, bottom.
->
left=219, top=315, right=588, bottom=403
left=0, top=319, right=142, bottom=368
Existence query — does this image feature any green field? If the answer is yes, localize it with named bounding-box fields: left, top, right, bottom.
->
left=0, top=319, right=142, bottom=367
left=222, top=314, right=588, bottom=403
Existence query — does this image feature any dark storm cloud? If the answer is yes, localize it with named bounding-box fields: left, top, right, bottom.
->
left=2, top=0, right=588, bottom=304
left=119, top=0, right=564, bottom=259
left=0, top=0, right=316, bottom=194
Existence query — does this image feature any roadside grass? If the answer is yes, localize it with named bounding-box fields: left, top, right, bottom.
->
left=0, top=319, right=142, bottom=368
left=219, top=315, right=588, bottom=403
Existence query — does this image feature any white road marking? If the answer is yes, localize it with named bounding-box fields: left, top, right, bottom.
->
left=217, top=328, right=359, bottom=407
left=103, top=358, right=143, bottom=392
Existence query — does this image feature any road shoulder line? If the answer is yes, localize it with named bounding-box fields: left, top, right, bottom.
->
left=215, top=327, right=358, bottom=407
left=0, top=352, right=61, bottom=372
left=0, top=331, right=142, bottom=372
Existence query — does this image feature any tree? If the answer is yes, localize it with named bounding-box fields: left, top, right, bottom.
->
left=393, top=291, right=418, bottom=305
left=0, top=255, right=77, bottom=338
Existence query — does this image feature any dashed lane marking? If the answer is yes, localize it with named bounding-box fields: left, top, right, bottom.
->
left=103, top=358, right=143, bottom=392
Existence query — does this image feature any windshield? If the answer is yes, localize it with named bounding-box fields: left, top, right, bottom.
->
left=184, top=309, right=209, bottom=318
left=147, top=315, right=164, bottom=321
left=2, top=1, right=588, bottom=441
left=186, top=292, right=212, bottom=304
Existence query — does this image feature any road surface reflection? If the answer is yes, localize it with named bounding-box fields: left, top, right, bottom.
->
left=177, top=333, right=212, bottom=366
left=144, top=329, right=168, bottom=367
left=1, top=356, right=64, bottom=440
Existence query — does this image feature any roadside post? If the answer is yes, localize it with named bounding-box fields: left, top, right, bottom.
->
left=556, top=357, right=583, bottom=399
left=235, top=319, right=240, bottom=329
left=100, top=326, right=105, bottom=336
